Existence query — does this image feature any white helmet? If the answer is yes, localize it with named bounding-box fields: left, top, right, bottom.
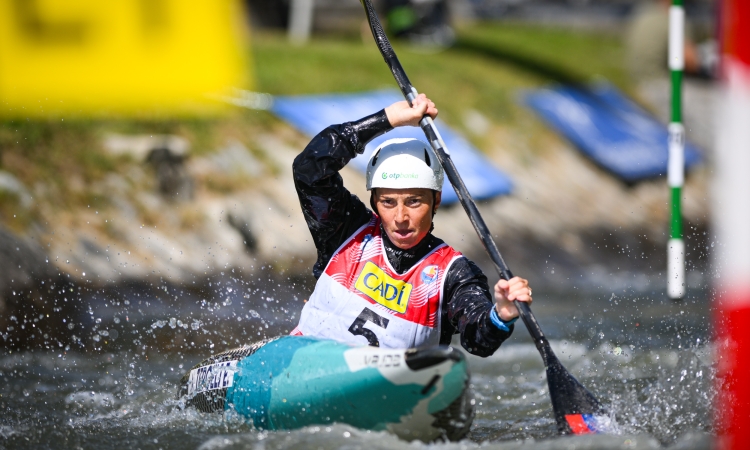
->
left=366, top=138, right=444, bottom=191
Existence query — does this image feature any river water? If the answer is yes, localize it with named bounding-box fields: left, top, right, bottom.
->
left=0, top=277, right=715, bottom=449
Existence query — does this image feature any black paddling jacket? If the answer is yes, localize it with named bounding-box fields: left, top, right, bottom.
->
left=292, top=109, right=513, bottom=357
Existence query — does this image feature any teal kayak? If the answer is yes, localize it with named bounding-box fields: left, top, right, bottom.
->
left=178, top=336, right=474, bottom=441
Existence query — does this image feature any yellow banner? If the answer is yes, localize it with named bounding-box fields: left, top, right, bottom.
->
left=355, top=261, right=412, bottom=314
left=0, top=0, right=250, bottom=117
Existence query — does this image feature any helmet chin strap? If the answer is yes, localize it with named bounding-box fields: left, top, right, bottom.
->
left=429, top=190, right=437, bottom=233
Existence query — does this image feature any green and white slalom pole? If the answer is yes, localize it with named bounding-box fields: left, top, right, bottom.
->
left=667, top=0, right=686, bottom=299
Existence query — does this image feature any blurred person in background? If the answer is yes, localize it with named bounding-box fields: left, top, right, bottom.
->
left=384, top=0, right=455, bottom=47
left=625, top=0, right=718, bottom=154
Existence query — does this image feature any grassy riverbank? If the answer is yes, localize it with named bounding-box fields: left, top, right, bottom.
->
left=0, top=23, right=632, bottom=233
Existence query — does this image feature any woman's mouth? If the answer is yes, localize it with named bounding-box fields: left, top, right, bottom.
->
left=393, top=229, right=413, bottom=239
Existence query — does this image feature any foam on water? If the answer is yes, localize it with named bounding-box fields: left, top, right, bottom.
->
left=463, top=336, right=714, bottom=447
left=0, top=289, right=716, bottom=449
left=0, top=425, right=19, bottom=439
left=0, top=344, right=714, bottom=449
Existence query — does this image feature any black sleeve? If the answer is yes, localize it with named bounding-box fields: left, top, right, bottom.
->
left=440, top=257, right=513, bottom=357
left=292, top=110, right=393, bottom=279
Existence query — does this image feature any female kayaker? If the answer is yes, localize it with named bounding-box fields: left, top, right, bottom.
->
left=290, top=94, right=533, bottom=356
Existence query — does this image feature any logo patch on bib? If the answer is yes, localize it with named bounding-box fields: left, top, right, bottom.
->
left=420, top=265, right=439, bottom=284
left=355, top=261, right=412, bottom=314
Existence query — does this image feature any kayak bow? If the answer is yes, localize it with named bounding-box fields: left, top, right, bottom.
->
left=179, top=336, right=474, bottom=441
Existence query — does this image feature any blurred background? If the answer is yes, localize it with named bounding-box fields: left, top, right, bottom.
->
left=0, top=0, right=719, bottom=333
left=0, top=0, right=736, bottom=448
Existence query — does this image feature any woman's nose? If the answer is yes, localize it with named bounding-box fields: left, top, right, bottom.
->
left=394, top=204, right=408, bottom=222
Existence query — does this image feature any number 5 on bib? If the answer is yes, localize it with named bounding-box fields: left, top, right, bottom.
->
left=348, top=308, right=390, bottom=347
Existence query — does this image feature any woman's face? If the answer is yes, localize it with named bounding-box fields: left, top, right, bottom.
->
left=373, top=188, right=440, bottom=249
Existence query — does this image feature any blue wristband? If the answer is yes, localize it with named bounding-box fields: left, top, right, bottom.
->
left=490, top=308, right=518, bottom=332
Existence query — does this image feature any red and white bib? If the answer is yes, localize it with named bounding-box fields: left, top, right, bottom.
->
left=292, top=215, right=463, bottom=349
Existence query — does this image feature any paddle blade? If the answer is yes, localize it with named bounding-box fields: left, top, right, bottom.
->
left=544, top=348, right=615, bottom=434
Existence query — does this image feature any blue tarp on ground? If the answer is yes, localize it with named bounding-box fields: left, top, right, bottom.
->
left=271, top=89, right=513, bottom=204
left=522, top=83, right=703, bottom=183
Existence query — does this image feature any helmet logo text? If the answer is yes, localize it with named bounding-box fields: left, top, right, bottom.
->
left=379, top=172, right=419, bottom=180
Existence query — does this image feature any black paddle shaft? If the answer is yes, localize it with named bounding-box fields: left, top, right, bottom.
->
left=360, top=0, right=543, bottom=346
left=359, top=0, right=606, bottom=434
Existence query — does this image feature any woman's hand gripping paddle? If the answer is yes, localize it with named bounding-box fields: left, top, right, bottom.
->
left=359, top=0, right=613, bottom=435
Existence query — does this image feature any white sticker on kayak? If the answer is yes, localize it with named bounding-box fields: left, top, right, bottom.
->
left=346, top=350, right=403, bottom=372
left=344, top=347, right=454, bottom=386
left=187, top=360, right=238, bottom=396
